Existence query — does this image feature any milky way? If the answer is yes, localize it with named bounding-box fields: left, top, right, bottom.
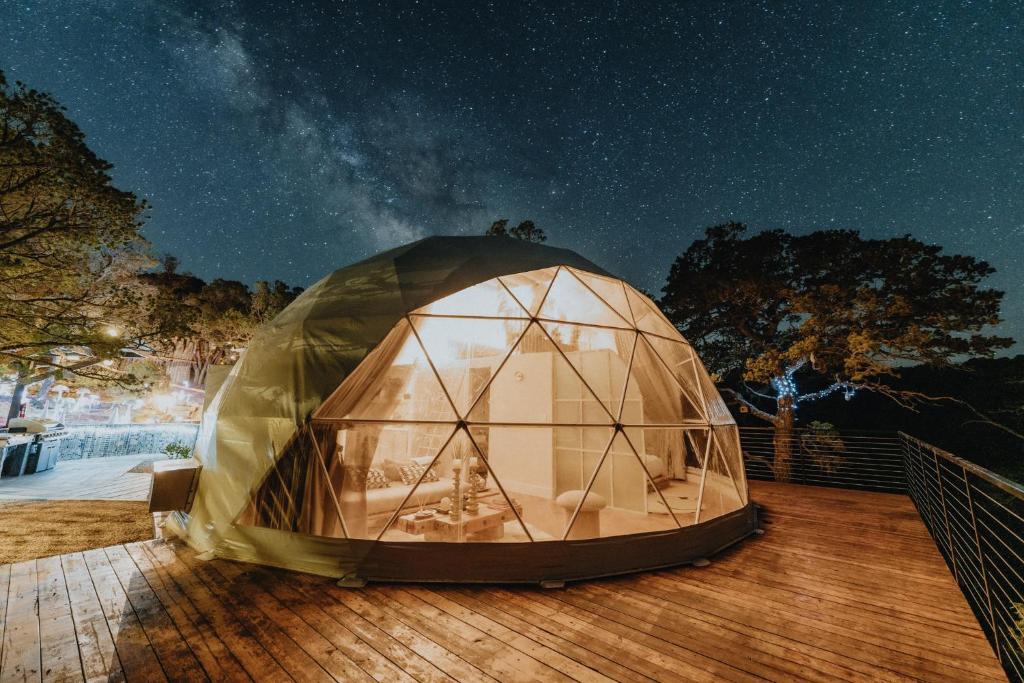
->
left=2, top=1, right=1022, bottom=348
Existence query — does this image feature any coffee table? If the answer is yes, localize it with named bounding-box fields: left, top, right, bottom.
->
left=395, top=502, right=519, bottom=541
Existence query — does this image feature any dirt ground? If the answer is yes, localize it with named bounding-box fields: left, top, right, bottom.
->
left=0, top=500, right=154, bottom=564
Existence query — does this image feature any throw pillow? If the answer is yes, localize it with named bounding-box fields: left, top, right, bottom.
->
left=365, top=468, right=389, bottom=490
left=399, top=463, right=439, bottom=486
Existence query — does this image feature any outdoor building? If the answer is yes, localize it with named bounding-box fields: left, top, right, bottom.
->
left=174, top=237, right=756, bottom=582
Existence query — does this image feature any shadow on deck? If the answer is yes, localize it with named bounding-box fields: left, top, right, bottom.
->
left=0, top=481, right=1006, bottom=682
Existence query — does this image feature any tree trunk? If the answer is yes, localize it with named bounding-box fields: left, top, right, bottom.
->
left=773, top=395, right=795, bottom=482
left=6, top=381, right=26, bottom=424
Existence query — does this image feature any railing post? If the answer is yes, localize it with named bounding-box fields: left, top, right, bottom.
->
left=962, top=466, right=1002, bottom=664
left=932, top=448, right=960, bottom=583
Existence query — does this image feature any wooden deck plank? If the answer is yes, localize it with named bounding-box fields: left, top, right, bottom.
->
left=1, top=560, right=41, bottom=683
left=0, top=564, right=11, bottom=672
left=101, top=546, right=207, bottom=682
left=36, top=556, right=83, bottom=683
left=123, top=544, right=248, bottom=681
left=166, top=545, right=335, bottom=682
left=230, top=564, right=421, bottom=683
left=138, top=543, right=289, bottom=681
left=59, top=553, right=124, bottom=683
left=0, top=481, right=1008, bottom=682
left=79, top=549, right=167, bottom=682
left=199, top=556, right=376, bottom=682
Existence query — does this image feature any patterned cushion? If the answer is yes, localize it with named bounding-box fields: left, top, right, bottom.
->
left=399, top=463, right=439, bottom=486
left=365, top=468, right=389, bottom=490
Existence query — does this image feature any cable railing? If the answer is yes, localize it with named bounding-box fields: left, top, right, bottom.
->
left=739, top=426, right=907, bottom=493
left=739, top=426, right=1023, bottom=680
left=901, top=433, right=1024, bottom=683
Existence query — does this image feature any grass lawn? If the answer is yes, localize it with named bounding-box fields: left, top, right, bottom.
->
left=0, top=500, right=154, bottom=564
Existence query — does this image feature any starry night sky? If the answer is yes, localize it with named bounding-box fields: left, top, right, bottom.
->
left=2, top=1, right=1022, bottom=349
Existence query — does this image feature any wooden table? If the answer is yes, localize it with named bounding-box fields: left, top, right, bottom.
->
left=395, top=502, right=518, bottom=541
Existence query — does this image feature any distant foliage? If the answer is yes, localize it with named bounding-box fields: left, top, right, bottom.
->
left=137, top=259, right=303, bottom=387
left=484, top=219, right=547, bottom=242
left=162, top=441, right=192, bottom=459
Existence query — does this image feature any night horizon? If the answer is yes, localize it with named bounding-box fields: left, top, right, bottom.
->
left=2, top=0, right=1021, bottom=351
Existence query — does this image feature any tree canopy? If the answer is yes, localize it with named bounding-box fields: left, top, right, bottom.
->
left=659, top=223, right=1013, bottom=478
left=0, top=70, right=149, bottom=380
left=484, top=219, right=547, bottom=242
left=138, top=260, right=303, bottom=387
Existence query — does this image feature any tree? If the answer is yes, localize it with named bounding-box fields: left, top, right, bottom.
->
left=660, top=223, right=1013, bottom=481
left=0, top=71, right=150, bottom=419
left=484, top=219, right=547, bottom=242
left=137, top=260, right=303, bottom=387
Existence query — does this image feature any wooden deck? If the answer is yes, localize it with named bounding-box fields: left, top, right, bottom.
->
left=0, top=481, right=1005, bottom=682
left=0, top=456, right=156, bottom=502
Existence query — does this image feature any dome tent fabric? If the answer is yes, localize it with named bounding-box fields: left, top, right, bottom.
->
left=172, top=236, right=757, bottom=583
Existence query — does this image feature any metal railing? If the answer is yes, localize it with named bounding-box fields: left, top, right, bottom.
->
left=739, top=426, right=1023, bottom=680
left=740, top=426, right=907, bottom=493
left=901, top=433, right=1024, bottom=682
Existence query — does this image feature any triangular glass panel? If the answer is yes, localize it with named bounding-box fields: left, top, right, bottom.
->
left=697, top=430, right=745, bottom=522
left=468, top=322, right=615, bottom=425
left=538, top=268, right=632, bottom=328
left=238, top=425, right=348, bottom=538
left=628, top=427, right=706, bottom=526
left=624, top=285, right=680, bottom=338
left=539, top=322, right=634, bottom=420
left=640, top=333, right=710, bottom=422
left=567, top=268, right=635, bottom=326
left=497, top=267, right=559, bottom=316
left=342, top=328, right=458, bottom=422
left=467, top=425, right=615, bottom=541
left=621, top=335, right=705, bottom=425
left=413, top=277, right=529, bottom=318
left=378, top=428, right=531, bottom=542
left=712, top=425, right=748, bottom=504
left=565, top=431, right=679, bottom=539
left=331, top=422, right=456, bottom=539
left=412, top=316, right=528, bottom=418
left=693, top=355, right=737, bottom=425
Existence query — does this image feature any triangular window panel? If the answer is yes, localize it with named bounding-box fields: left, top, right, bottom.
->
left=567, top=268, right=635, bottom=326
left=539, top=268, right=632, bottom=328
left=413, top=277, right=529, bottom=318
left=712, top=425, right=748, bottom=504
left=469, top=425, right=615, bottom=541
left=697, top=431, right=745, bottom=521
left=693, top=355, right=737, bottom=426
left=628, top=427, right=707, bottom=525
left=343, top=329, right=458, bottom=422
left=331, top=422, right=456, bottom=539
left=641, top=333, right=710, bottom=422
left=624, top=286, right=680, bottom=338
left=468, top=322, right=615, bottom=425
left=497, top=267, right=559, bottom=317
left=412, top=316, right=528, bottom=418
left=239, top=425, right=347, bottom=539
left=378, top=428, right=532, bottom=542
left=621, top=335, right=705, bottom=425
left=565, top=431, right=679, bottom=539
left=539, top=321, right=634, bottom=420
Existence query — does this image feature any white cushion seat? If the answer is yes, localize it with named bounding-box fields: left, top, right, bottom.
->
left=555, top=489, right=607, bottom=539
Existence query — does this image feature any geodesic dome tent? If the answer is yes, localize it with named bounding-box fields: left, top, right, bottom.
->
left=172, top=236, right=756, bottom=583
